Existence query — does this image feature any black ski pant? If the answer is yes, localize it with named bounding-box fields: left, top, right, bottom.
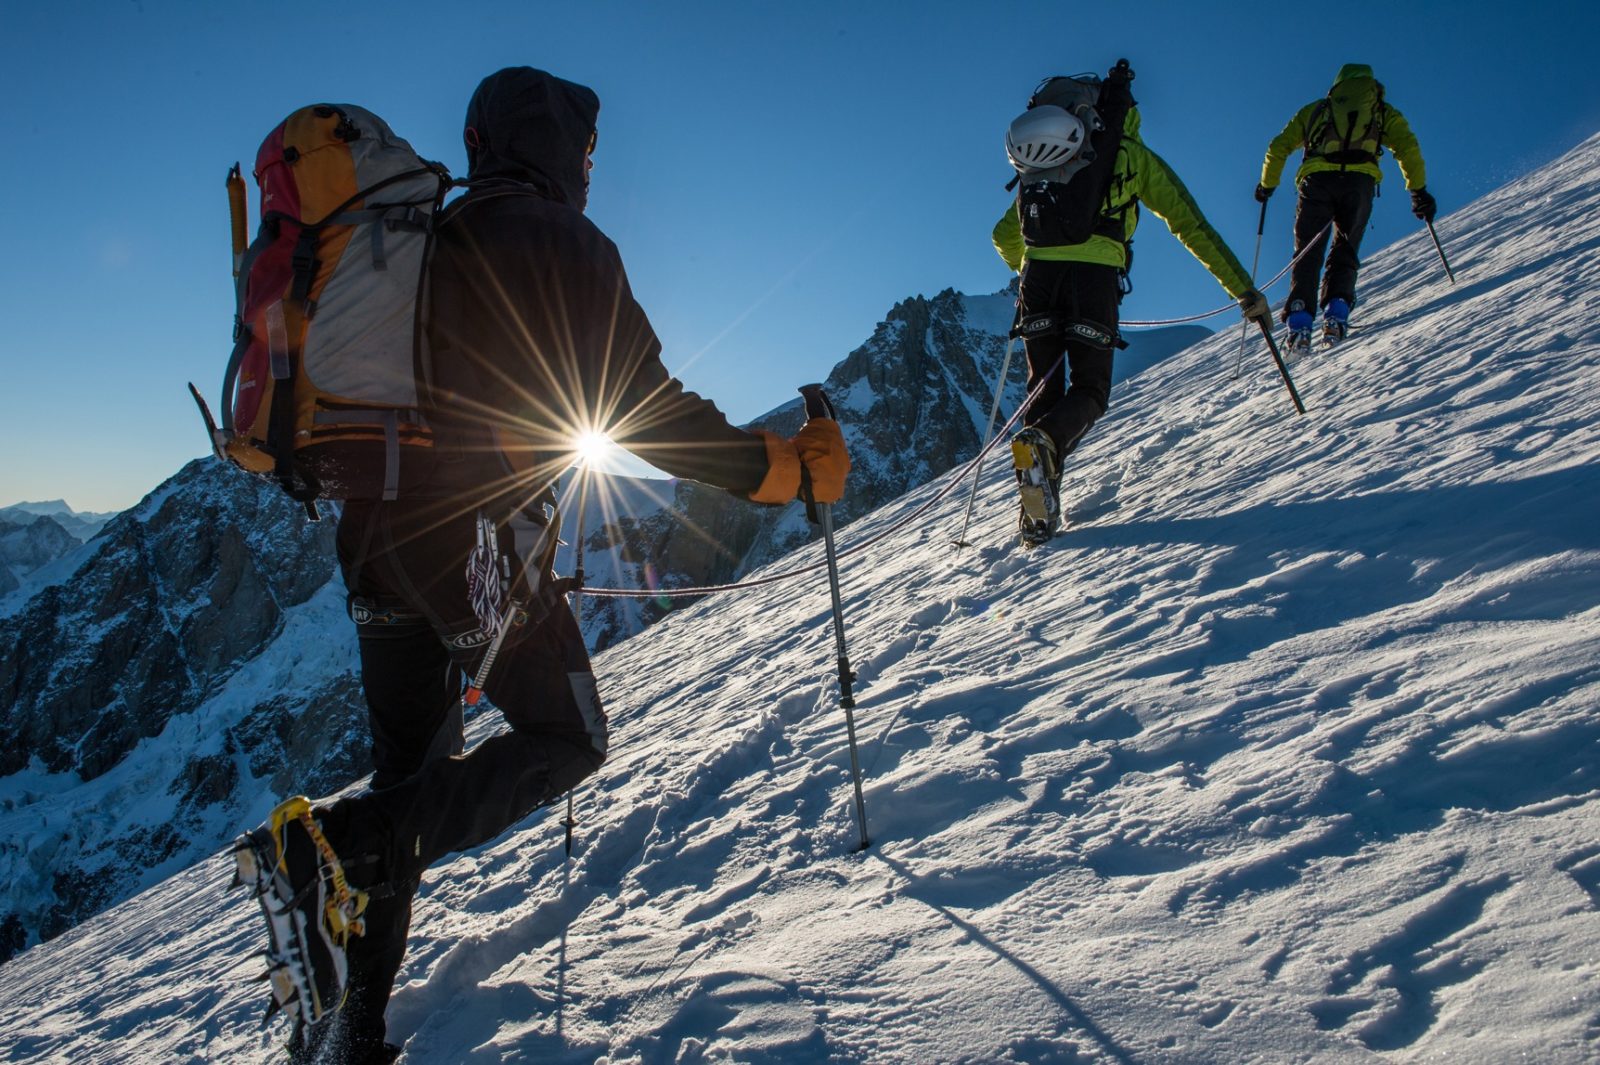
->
left=1286, top=170, right=1377, bottom=317
left=304, top=496, right=606, bottom=1062
left=1017, top=259, right=1121, bottom=461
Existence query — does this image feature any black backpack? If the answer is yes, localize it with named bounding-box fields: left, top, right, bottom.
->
left=1012, top=60, right=1136, bottom=248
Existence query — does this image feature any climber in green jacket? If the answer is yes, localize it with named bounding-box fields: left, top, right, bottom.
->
left=1256, top=63, right=1432, bottom=352
left=993, top=60, right=1267, bottom=545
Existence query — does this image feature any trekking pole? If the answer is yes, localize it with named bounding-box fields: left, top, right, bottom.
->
left=1425, top=219, right=1456, bottom=285
left=1231, top=199, right=1268, bottom=380
left=952, top=326, right=1019, bottom=549
left=1255, top=317, right=1307, bottom=415
left=798, top=384, right=870, bottom=852
left=562, top=461, right=591, bottom=858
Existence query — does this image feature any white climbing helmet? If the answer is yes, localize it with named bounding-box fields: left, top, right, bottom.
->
left=1005, top=105, right=1086, bottom=173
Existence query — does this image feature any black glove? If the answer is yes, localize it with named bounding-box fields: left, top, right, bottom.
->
left=1237, top=288, right=1271, bottom=323
left=1410, top=187, right=1437, bottom=222
left=1254, top=184, right=1274, bottom=203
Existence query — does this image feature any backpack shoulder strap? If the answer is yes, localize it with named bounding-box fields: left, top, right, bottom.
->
left=437, top=180, right=553, bottom=231
left=1304, top=97, right=1333, bottom=151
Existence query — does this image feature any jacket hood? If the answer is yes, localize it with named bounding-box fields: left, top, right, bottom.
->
left=464, top=67, right=599, bottom=209
left=1331, top=63, right=1375, bottom=88
left=1123, top=106, right=1142, bottom=140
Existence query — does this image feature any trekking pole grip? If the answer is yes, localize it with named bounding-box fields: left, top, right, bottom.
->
left=799, top=383, right=836, bottom=421
left=797, top=384, right=837, bottom=524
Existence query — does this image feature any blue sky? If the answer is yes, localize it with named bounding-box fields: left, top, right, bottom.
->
left=2, top=0, right=1596, bottom=512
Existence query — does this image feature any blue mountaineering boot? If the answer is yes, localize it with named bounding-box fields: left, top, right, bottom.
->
left=234, top=795, right=368, bottom=1034
left=1011, top=426, right=1062, bottom=546
left=1284, top=303, right=1314, bottom=362
left=1322, top=298, right=1350, bottom=347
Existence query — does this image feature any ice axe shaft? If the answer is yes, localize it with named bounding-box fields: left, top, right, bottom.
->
left=798, top=384, right=870, bottom=852
left=227, top=164, right=248, bottom=278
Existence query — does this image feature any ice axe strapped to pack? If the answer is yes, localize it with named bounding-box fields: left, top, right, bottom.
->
left=191, top=105, right=453, bottom=518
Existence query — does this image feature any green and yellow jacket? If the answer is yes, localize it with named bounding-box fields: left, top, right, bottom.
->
left=1260, top=64, right=1426, bottom=192
left=992, top=108, right=1254, bottom=299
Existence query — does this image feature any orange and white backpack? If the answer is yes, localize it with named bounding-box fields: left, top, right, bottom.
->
left=191, top=104, right=452, bottom=516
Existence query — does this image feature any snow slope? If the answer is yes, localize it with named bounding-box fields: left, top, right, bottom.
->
left=2, top=132, right=1598, bottom=1063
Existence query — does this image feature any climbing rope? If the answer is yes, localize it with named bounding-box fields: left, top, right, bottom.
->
left=581, top=233, right=1333, bottom=602
left=582, top=354, right=1065, bottom=600
left=1120, top=221, right=1333, bottom=327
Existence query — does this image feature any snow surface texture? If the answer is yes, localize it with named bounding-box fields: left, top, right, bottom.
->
left=2, top=133, right=1598, bottom=1063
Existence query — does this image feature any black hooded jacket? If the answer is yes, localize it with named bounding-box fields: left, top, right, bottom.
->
left=427, top=67, right=771, bottom=503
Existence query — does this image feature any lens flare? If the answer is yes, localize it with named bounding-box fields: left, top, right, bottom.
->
left=574, top=431, right=614, bottom=468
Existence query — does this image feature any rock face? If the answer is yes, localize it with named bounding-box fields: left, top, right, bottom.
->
left=0, top=461, right=363, bottom=961
left=0, top=285, right=1207, bottom=962
left=0, top=515, right=79, bottom=594
left=0, top=463, right=337, bottom=780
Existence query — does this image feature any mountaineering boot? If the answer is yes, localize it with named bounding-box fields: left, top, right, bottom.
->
left=1011, top=427, right=1061, bottom=546
left=1322, top=298, right=1350, bottom=347
left=235, top=795, right=368, bottom=1034
left=1283, top=304, right=1314, bottom=362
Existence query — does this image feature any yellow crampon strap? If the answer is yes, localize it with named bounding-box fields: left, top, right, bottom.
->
left=296, top=809, right=369, bottom=943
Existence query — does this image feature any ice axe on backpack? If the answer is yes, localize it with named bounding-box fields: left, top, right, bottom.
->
left=228, top=163, right=248, bottom=277
left=187, top=166, right=255, bottom=474
left=798, top=384, right=870, bottom=853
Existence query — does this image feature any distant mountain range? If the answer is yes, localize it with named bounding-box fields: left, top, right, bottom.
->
left=0, top=502, right=118, bottom=598
left=0, top=500, right=117, bottom=543
left=0, top=285, right=1207, bottom=961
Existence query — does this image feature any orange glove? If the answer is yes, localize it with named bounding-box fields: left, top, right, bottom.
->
left=794, top=417, right=849, bottom=504
left=748, top=419, right=850, bottom=505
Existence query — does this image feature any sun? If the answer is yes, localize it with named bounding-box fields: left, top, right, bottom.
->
left=574, top=431, right=615, bottom=468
